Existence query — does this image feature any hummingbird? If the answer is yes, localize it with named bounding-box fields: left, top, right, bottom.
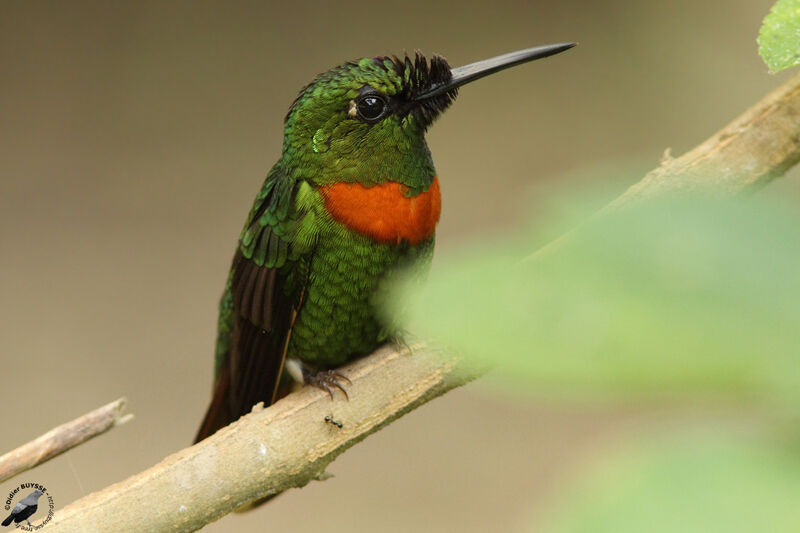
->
left=195, top=43, right=575, bottom=442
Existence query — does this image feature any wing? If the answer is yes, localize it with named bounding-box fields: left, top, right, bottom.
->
left=18, top=505, right=37, bottom=522
left=195, top=165, right=315, bottom=442
left=11, top=502, right=27, bottom=515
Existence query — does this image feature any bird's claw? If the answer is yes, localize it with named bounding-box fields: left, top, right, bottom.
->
left=304, top=369, right=351, bottom=400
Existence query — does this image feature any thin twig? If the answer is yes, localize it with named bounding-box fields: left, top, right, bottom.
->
left=0, top=398, right=132, bottom=484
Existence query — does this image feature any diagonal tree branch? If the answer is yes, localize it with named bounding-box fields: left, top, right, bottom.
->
left=43, top=70, right=800, bottom=532
left=45, top=344, right=478, bottom=532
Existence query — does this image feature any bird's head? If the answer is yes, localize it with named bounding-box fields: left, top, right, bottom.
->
left=281, top=44, right=575, bottom=191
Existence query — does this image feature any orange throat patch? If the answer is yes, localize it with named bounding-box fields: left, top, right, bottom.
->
left=320, top=177, right=441, bottom=245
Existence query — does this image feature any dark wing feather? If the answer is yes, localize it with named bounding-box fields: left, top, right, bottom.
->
left=16, top=505, right=37, bottom=523
left=195, top=166, right=313, bottom=442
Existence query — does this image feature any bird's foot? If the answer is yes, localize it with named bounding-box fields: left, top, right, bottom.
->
left=303, top=368, right=351, bottom=400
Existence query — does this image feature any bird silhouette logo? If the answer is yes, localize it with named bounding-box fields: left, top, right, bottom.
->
left=2, top=486, right=53, bottom=530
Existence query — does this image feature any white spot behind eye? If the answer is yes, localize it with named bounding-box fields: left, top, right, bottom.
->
left=347, top=100, right=358, bottom=118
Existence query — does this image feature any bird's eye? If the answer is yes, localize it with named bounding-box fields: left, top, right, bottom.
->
left=356, top=94, right=388, bottom=122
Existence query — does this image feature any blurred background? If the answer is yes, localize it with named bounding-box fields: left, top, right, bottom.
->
left=1, top=1, right=796, bottom=531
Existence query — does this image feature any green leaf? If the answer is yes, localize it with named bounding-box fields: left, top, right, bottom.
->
left=396, top=195, right=800, bottom=403
left=758, top=0, right=800, bottom=72
left=536, top=426, right=800, bottom=533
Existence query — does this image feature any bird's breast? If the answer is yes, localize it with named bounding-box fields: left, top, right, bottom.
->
left=320, top=177, right=441, bottom=245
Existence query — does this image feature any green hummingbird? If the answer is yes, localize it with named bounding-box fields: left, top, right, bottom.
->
left=196, top=43, right=575, bottom=442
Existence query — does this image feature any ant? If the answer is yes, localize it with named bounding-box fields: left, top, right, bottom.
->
left=324, top=415, right=343, bottom=429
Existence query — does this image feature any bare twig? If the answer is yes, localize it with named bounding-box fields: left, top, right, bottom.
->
left=39, top=69, right=800, bottom=533
left=0, top=398, right=132, bottom=484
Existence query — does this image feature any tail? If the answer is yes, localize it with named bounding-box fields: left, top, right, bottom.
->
left=2, top=514, right=14, bottom=527
left=194, top=365, right=232, bottom=443
left=194, top=360, right=294, bottom=443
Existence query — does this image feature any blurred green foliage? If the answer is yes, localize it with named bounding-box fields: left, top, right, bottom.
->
left=400, top=195, right=800, bottom=404
left=539, top=426, right=800, bottom=532
left=759, top=0, right=800, bottom=71
left=393, top=191, right=800, bottom=531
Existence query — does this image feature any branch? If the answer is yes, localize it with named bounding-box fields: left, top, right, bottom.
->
left=534, top=71, right=800, bottom=259
left=609, top=70, right=800, bottom=206
left=0, top=398, right=132, bottom=484
left=43, top=70, right=800, bottom=532
left=44, top=344, right=477, bottom=532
